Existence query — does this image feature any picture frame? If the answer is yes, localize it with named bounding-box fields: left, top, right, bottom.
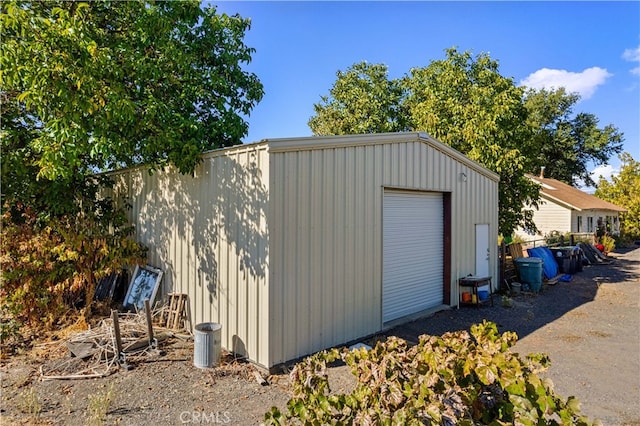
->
left=122, top=264, right=164, bottom=311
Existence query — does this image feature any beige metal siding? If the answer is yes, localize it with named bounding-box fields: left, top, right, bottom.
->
left=268, top=136, right=499, bottom=365
left=111, top=145, right=271, bottom=367
left=268, top=146, right=381, bottom=364
left=109, top=132, right=498, bottom=368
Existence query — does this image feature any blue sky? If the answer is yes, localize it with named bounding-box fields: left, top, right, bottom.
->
left=212, top=1, right=640, bottom=183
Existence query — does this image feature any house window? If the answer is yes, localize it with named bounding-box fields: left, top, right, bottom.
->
left=587, top=217, right=594, bottom=233
left=577, top=216, right=583, bottom=233
left=596, top=217, right=605, bottom=237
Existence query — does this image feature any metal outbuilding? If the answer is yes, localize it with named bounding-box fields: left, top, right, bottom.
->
left=111, top=132, right=499, bottom=369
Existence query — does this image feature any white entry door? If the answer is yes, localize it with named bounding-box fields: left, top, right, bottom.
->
left=475, top=223, right=490, bottom=277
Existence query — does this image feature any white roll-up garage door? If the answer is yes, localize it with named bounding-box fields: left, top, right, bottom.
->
left=383, top=190, right=443, bottom=323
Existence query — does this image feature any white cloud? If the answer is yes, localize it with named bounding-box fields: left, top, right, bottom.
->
left=623, top=46, right=640, bottom=62
left=591, top=164, right=619, bottom=183
left=622, top=45, right=640, bottom=75
left=576, top=164, right=619, bottom=193
left=520, top=67, right=612, bottom=100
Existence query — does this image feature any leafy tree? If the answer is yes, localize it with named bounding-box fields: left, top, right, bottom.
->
left=402, top=48, right=539, bottom=236
left=0, top=0, right=263, bottom=323
left=308, top=62, right=409, bottom=135
left=1, top=0, right=263, bottom=203
left=309, top=49, right=540, bottom=235
left=595, top=153, right=640, bottom=240
left=524, top=88, right=624, bottom=186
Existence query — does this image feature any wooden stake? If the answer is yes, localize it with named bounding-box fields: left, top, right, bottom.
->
left=144, top=299, right=154, bottom=346
left=111, top=310, right=123, bottom=356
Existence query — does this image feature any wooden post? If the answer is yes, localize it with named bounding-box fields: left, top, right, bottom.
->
left=111, top=309, right=123, bottom=356
left=144, top=299, right=154, bottom=346
left=499, top=242, right=506, bottom=290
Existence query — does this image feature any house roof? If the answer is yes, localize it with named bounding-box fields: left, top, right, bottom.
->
left=528, top=174, right=626, bottom=213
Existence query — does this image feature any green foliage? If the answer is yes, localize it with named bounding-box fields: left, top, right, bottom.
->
left=595, top=153, right=640, bottom=240
left=510, top=234, right=527, bottom=245
left=1, top=0, right=263, bottom=181
left=524, top=88, right=624, bottom=187
left=308, top=49, right=625, bottom=236
left=0, top=0, right=264, bottom=234
left=0, top=306, right=22, bottom=344
left=264, top=321, right=598, bottom=425
left=403, top=48, right=539, bottom=236
left=1, top=0, right=258, bottom=330
left=599, top=235, right=616, bottom=254
left=544, top=231, right=572, bottom=247
left=308, top=48, right=541, bottom=236
left=0, top=200, right=147, bottom=327
left=309, top=62, right=409, bottom=135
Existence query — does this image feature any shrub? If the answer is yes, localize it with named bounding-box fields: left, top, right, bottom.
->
left=264, top=321, right=598, bottom=425
left=544, top=231, right=571, bottom=247
left=0, top=202, right=146, bottom=333
left=598, top=234, right=615, bottom=254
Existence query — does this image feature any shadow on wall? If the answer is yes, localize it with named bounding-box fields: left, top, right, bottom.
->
left=119, top=151, right=268, bottom=304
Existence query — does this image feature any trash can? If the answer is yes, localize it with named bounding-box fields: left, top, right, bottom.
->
left=514, top=257, right=543, bottom=293
left=194, top=322, right=222, bottom=368
left=575, top=246, right=584, bottom=272
left=549, top=247, right=573, bottom=273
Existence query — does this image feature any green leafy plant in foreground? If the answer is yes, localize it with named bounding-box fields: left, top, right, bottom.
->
left=265, top=321, right=599, bottom=425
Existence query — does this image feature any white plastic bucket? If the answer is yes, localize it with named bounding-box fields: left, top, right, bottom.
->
left=194, top=322, right=222, bottom=368
left=511, top=282, right=522, bottom=294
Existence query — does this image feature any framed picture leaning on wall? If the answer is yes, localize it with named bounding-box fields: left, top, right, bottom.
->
left=122, top=265, right=164, bottom=311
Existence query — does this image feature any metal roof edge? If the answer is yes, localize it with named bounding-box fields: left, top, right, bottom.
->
left=416, top=132, right=500, bottom=182
left=264, top=131, right=419, bottom=150
left=106, top=133, right=500, bottom=182
left=265, top=132, right=500, bottom=182
left=107, top=141, right=269, bottom=176
left=200, top=140, right=269, bottom=159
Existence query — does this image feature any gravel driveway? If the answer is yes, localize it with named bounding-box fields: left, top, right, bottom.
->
left=385, top=246, right=640, bottom=425
left=2, top=246, right=638, bottom=425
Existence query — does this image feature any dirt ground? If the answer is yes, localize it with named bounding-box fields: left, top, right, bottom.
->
left=1, top=246, right=639, bottom=425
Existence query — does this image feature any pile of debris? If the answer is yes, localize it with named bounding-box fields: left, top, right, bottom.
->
left=577, top=242, right=614, bottom=265
left=40, top=294, right=190, bottom=380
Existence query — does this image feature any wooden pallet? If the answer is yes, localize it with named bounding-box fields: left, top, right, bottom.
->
left=164, top=293, right=187, bottom=330
left=508, top=242, right=527, bottom=259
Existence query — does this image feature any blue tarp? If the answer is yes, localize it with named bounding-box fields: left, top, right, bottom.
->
left=526, top=247, right=558, bottom=279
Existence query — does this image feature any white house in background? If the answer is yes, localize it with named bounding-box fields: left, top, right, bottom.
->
left=516, top=172, right=626, bottom=239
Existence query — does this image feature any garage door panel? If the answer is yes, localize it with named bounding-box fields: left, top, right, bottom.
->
left=383, top=191, right=443, bottom=323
